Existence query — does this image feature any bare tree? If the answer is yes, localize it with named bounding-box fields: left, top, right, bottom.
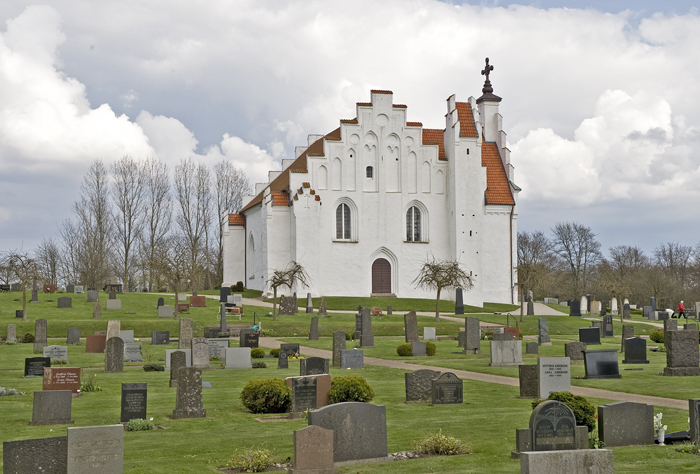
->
left=112, top=156, right=146, bottom=292
left=174, top=158, right=212, bottom=289
left=34, top=237, right=61, bottom=286
left=654, top=242, right=693, bottom=291
left=266, top=261, right=311, bottom=321
left=154, top=233, right=192, bottom=309
left=413, top=257, right=474, bottom=322
left=551, top=222, right=601, bottom=298
left=5, top=249, right=35, bottom=321
left=212, top=161, right=252, bottom=284
left=517, top=230, right=558, bottom=319
left=58, top=219, right=81, bottom=286
left=140, top=158, right=172, bottom=291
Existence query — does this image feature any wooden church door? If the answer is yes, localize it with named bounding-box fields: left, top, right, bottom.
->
left=372, top=258, right=391, bottom=294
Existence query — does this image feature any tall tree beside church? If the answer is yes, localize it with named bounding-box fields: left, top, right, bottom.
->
left=212, top=160, right=252, bottom=285
left=112, top=156, right=146, bottom=292
left=517, top=230, right=557, bottom=319
left=140, top=158, right=172, bottom=291
left=550, top=221, right=601, bottom=298
left=413, top=257, right=473, bottom=322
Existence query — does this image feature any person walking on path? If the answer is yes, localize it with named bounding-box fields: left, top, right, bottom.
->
left=678, top=301, right=686, bottom=320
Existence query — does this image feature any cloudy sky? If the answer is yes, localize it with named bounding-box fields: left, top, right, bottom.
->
left=1, top=0, right=698, bottom=257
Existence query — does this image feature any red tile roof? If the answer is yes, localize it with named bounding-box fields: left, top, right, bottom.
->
left=371, top=89, right=393, bottom=94
left=422, top=129, right=446, bottom=160
left=340, top=118, right=358, bottom=124
left=481, top=142, right=515, bottom=205
left=456, top=102, right=478, bottom=138
left=302, top=182, right=311, bottom=188
left=393, top=104, right=407, bottom=109
left=315, top=195, right=321, bottom=201
left=356, top=102, right=372, bottom=107
left=270, top=192, right=288, bottom=206
left=406, top=122, right=423, bottom=127
left=228, top=214, right=245, bottom=226
left=325, top=127, right=341, bottom=141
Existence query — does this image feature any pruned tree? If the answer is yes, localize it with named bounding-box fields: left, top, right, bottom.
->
left=413, top=257, right=474, bottom=322
left=34, top=237, right=60, bottom=286
left=551, top=221, right=601, bottom=298
left=140, top=158, right=172, bottom=291
left=5, top=249, right=35, bottom=321
left=266, top=261, right=311, bottom=321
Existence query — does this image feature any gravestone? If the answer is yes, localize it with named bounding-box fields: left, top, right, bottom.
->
left=106, top=299, right=121, bottom=310
left=318, top=300, right=327, bottom=316
left=108, top=291, right=116, bottom=300
left=591, top=300, right=602, bottom=315
left=412, top=341, right=427, bottom=357
left=292, top=425, right=334, bottom=472
left=387, top=305, right=392, bottom=315
left=526, top=341, right=539, bottom=354
left=2, top=436, right=68, bottom=474
left=504, top=326, right=520, bottom=338
left=600, top=300, right=607, bottom=317
left=519, top=364, right=539, bottom=398
left=66, top=328, right=80, bottom=345
left=43, top=345, right=68, bottom=363
left=285, top=374, right=332, bottom=409
left=169, top=351, right=187, bottom=387
left=455, top=288, right=464, bottom=314
left=431, top=372, right=463, bottom=405
left=579, top=327, right=601, bottom=345
left=538, top=317, right=551, bottom=345
left=218, top=303, right=230, bottom=337
left=277, top=350, right=289, bottom=369
left=165, top=349, right=191, bottom=369
left=404, top=311, right=419, bottom=343
left=87, top=290, right=99, bottom=302
left=104, top=337, right=124, bottom=373
left=239, top=328, right=254, bottom=347
left=177, top=303, right=190, bottom=314
left=623, top=303, right=631, bottom=319
left=519, top=450, right=613, bottom=473
left=292, top=377, right=317, bottom=413
left=280, top=343, right=300, bottom=359
left=360, top=308, right=374, bottom=347
left=190, top=295, right=206, bottom=307
left=119, top=330, right=134, bottom=344
left=224, top=347, right=252, bottom=369
left=106, top=320, right=120, bottom=341
left=157, top=297, right=164, bottom=307
left=530, top=400, right=577, bottom=451
left=591, top=321, right=603, bottom=338
left=219, top=286, right=231, bottom=303
left=93, top=302, right=101, bottom=319
left=650, top=296, right=656, bottom=312
left=300, top=357, right=330, bottom=376
left=354, top=312, right=362, bottom=340
left=30, top=390, right=74, bottom=425
left=564, top=341, right=586, bottom=364
left=31, top=290, right=39, bottom=302
left=690, top=399, right=700, bottom=444
left=663, top=328, right=700, bottom=376
left=611, top=298, right=618, bottom=316
left=603, top=315, right=614, bottom=337
left=279, top=294, right=297, bottom=315
left=490, top=340, right=523, bottom=366
left=423, top=327, right=436, bottom=340
left=121, top=383, right=147, bottom=422
left=527, top=300, right=534, bottom=315
left=598, top=401, right=654, bottom=447
left=643, top=306, right=652, bottom=320
left=152, top=331, right=170, bottom=345
left=340, top=350, right=363, bottom=369
left=158, top=305, right=173, bottom=318
left=458, top=330, right=466, bottom=348
left=309, top=316, right=319, bottom=340
left=172, top=367, right=206, bottom=418
left=464, top=317, right=481, bottom=354
left=621, top=325, right=634, bottom=352
left=405, top=369, right=441, bottom=403
left=15, top=309, right=24, bottom=319
left=332, top=330, right=346, bottom=367
left=74, top=285, right=84, bottom=294
left=208, top=338, right=230, bottom=359
left=664, top=319, right=678, bottom=333
left=34, top=319, right=48, bottom=352
left=57, top=297, right=72, bottom=308
left=85, top=335, right=106, bottom=353
left=7, top=323, right=16, bottom=341
left=67, top=424, right=123, bottom=473
left=43, top=367, right=81, bottom=393
left=537, top=357, right=570, bottom=398
left=124, top=342, right=142, bottom=361
left=569, top=300, right=581, bottom=316
left=306, top=293, right=313, bottom=313
left=583, top=349, right=621, bottom=379
left=308, top=402, right=389, bottom=463
left=191, top=338, right=210, bottom=369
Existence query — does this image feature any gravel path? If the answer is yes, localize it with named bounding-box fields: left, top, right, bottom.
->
left=259, top=336, right=687, bottom=410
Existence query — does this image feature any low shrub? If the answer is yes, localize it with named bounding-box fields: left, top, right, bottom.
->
left=251, top=348, right=265, bottom=359
left=51, top=359, right=67, bottom=365
left=21, top=333, right=35, bottom=343
left=252, top=361, right=267, bottom=369
left=345, top=331, right=353, bottom=341
left=328, top=376, right=375, bottom=404
left=650, top=330, right=664, bottom=343
left=227, top=446, right=275, bottom=473
left=532, top=391, right=596, bottom=432
left=269, top=348, right=280, bottom=358
left=235, top=281, right=245, bottom=292
left=481, top=330, right=493, bottom=340
left=241, top=379, right=291, bottom=414
left=413, top=429, right=470, bottom=455
left=125, top=418, right=154, bottom=431
left=426, top=341, right=437, bottom=356
left=396, top=343, right=413, bottom=356
left=143, top=363, right=165, bottom=372
left=80, top=373, right=102, bottom=392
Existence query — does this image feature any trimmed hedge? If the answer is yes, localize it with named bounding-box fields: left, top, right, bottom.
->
left=396, top=343, right=413, bottom=356
left=240, top=379, right=291, bottom=414
left=426, top=341, right=437, bottom=356
left=250, top=348, right=265, bottom=359
left=328, top=376, right=375, bottom=404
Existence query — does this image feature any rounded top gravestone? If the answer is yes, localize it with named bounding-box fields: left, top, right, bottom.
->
left=529, top=400, right=577, bottom=451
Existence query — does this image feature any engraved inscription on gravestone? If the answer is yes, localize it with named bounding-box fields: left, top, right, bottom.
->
left=25, top=357, right=51, bottom=377
left=292, top=377, right=317, bottom=413
left=538, top=357, right=571, bottom=398
left=67, top=424, right=123, bottom=473
left=124, top=343, right=142, bottom=361
left=43, top=367, right=81, bottom=394
left=431, top=372, right=463, bottom=405
left=405, top=369, right=441, bottom=403
left=530, top=400, right=577, bottom=451
left=121, top=383, right=147, bottom=422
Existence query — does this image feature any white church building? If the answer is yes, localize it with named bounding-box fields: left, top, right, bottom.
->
left=223, top=61, right=519, bottom=306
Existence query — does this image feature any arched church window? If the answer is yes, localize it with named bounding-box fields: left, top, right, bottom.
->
left=366, top=166, right=373, bottom=178
left=336, top=203, right=351, bottom=240
left=406, top=206, right=421, bottom=241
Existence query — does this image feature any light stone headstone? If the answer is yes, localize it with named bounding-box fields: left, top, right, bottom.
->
left=538, top=317, right=551, bottom=345
left=179, top=318, right=193, bottom=349
left=123, top=342, right=142, bottom=361
left=92, top=302, right=101, bottom=319
left=537, top=357, right=570, bottom=398
left=165, top=349, right=191, bottom=369
left=43, top=345, right=68, bottom=363
left=106, top=299, right=121, bottom=310
left=192, top=338, right=210, bottom=369
left=208, top=338, right=230, bottom=359
left=224, top=347, right=252, bottom=369
left=306, top=293, right=313, bottom=313
left=172, top=367, right=206, bottom=418
left=74, top=285, right=84, bottom=294
left=293, top=425, right=334, bottom=472
left=318, top=300, right=327, bottom=316
left=106, top=320, right=120, bottom=341
left=611, top=297, right=618, bottom=315
left=7, top=323, right=17, bottom=342
left=489, top=340, right=523, bottom=366
left=119, top=330, right=134, bottom=344
left=423, top=327, right=436, bottom=340
left=158, top=305, right=174, bottom=318
left=67, top=424, right=123, bottom=473
left=411, top=341, right=427, bottom=357
left=332, top=330, right=346, bottom=367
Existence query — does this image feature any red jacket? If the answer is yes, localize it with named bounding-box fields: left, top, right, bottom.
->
left=679, top=302, right=685, bottom=313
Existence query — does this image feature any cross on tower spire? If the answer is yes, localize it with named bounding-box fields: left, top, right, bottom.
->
left=481, top=57, right=494, bottom=94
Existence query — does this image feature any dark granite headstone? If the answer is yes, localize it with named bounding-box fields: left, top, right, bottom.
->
left=3, top=436, right=68, bottom=474
left=308, top=402, right=388, bottom=463
left=354, top=312, right=362, bottom=340
left=526, top=342, right=539, bottom=354
left=463, top=317, right=480, bottom=353
left=569, top=300, right=581, bottom=316
left=309, top=316, right=319, bottom=340
left=157, top=297, right=164, bottom=307
left=650, top=296, right=656, bottom=312
left=603, top=315, right=613, bottom=337
left=340, top=350, right=363, bottom=369
left=600, top=301, right=607, bottom=316
left=405, top=369, right=440, bottom=402
left=360, top=308, right=374, bottom=347
left=621, top=325, right=634, bottom=352
left=277, top=351, right=289, bottom=369
left=30, top=390, right=74, bottom=425
left=387, top=305, right=392, bottom=315
left=564, top=341, right=586, bottom=364
left=31, top=290, right=39, bottom=302
left=104, top=337, right=124, bottom=373
left=169, top=351, right=187, bottom=388
left=493, top=332, right=513, bottom=341
left=219, top=286, right=231, bottom=303
left=57, top=297, right=72, bottom=308
left=15, top=309, right=24, bottom=318
left=121, top=383, right=147, bottom=422
left=87, top=290, right=99, bottom=302
left=292, top=377, right=317, bottom=413
left=579, top=327, right=601, bottom=345
left=690, top=398, right=700, bottom=444
left=598, top=401, right=654, bottom=447
left=412, top=341, right=427, bottom=356
left=623, top=303, right=631, bottom=319
left=623, top=337, right=649, bottom=364
left=404, top=311, right=419, bottom=343
left=305, top=293, right=313, bottom=313
left=172, top=367, right=206, bottom=418
left=300, top=357, right=329, bottom=376
left=243, top=332, right=259, bottom=348
left=332, top=330, right=346, bottom=367
left=151, top=331, right=170, bottom=345
left=664, top=328, right=700, bottom=376
left=527, top=300, right=535, bottom=315
left=67, top=328, right=80, bottom=345
left=281, top=343, right=300, bottom=359
left=519, top=364, right=539, bottom=398
left=583, top=349, right=621, bottom=378
left=529, top=400, right=576, bottom=451
left=458, top=330, right=466, bottom=348
left=34, top=318, right=48, bottom=352
left=538, top=317, right=550, bottom=344
left=431, top=372, right=463, bottom=405
left=108, top=291, right=116, bottom=300
left=25, top=357, right=51, bottom=377
left=455, top=288, right=464, bottom=314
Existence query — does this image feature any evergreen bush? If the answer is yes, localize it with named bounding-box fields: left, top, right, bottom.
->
left=240, top=379, right=291, bottom=414
left=650, top=330, right=664, bottom=343
left=21, top=333, right=34, bottom=343
left=426, top=341, right=437, bottom=356
left=328, top=376, right=375, bottom=404
left=532, top=391, right=596, bottom=432
left=396, top=343, right=413, bottom=356
left=251, top=348, right=265, bottom=358
left=269, top=348, right=280, bottom=358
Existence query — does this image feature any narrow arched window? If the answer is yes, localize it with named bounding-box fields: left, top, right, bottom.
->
left=366, top=166, right=373, bottom=178
left=336, top=203, right=351, bottom=239
left=406, top=206, right=421, bottom=241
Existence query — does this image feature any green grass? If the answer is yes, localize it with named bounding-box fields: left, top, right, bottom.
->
left=1, top=291, right=698, bottom=473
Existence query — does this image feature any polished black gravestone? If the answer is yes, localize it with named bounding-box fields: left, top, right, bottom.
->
left=579, top=327, right=601, bottom=345
left=151, top=331, right=170, bottom=345
left=455, top=288, right=464, bottom=315
left=583, top=349, right=621, bottom=379
left=623, top=337, right=649, bottom=364
left=219, top=287, right=231, bottom=303
left=603, top=315, right=614, bottom=337
left=292, top=377, right=317, bottom=413
left=300, top=357, right=329, bottom=376
left=529, top=400, right=577, bottom=451
left=25, top=357, right=51, bottom=377
left=431, top=372, right=463, bottom=405
left=569, top=300, right=581, bottom=316
left=121, top=383, right=147, bottom=422
left=157, top=297, right=164, bottom=307
left=242, top=332, right=259, bottom=348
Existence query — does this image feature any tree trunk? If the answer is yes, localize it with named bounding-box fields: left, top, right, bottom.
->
left=434, top=287, right=441, bottom=322
left=22, top=282, right=27, bottom=321
left=520, top=284, right=525, bottom=323
left=273, top=288, right=278, bottom=321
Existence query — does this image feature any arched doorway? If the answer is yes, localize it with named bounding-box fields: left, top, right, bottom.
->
left=372, top=258, right=391, bottom=294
